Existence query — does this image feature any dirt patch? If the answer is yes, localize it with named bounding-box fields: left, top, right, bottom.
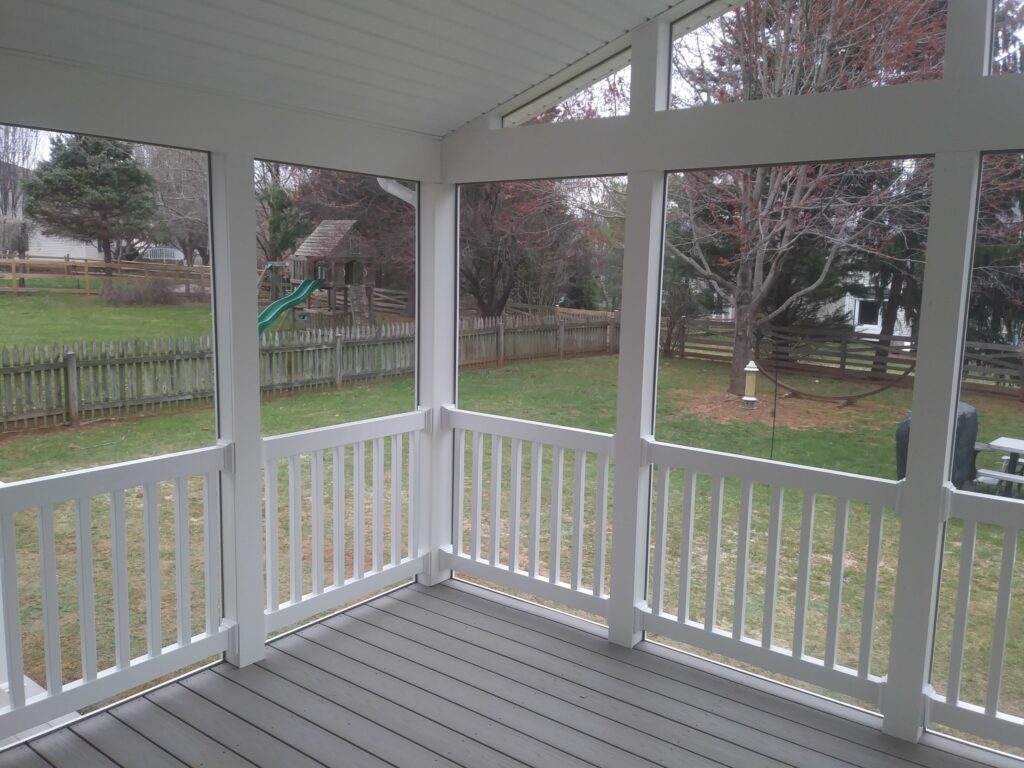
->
left=670, top=388, right=907, bottom=431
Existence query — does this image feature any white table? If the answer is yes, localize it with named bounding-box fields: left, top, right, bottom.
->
left=990, top=436, right=1024, bottom=455
left=988, top=437, right=1024, bottom=496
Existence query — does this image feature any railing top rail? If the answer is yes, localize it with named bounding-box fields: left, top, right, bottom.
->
left=443, top=407, right=614, bottom=455
left=262, top=410, right=427, bottom=461
left=0, top=443, right=227, bottom=513
left=948, top=487, right=1024, bottom=530
left=643, top=437, right=901, bottom=507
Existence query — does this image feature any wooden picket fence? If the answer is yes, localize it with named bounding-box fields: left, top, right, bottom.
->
left=459, top=314, right=619, bottom=368
left=0, top=314, right=620, bottom=431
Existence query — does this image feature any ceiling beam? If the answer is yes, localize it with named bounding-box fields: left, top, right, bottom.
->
left=442, top=75, right=1024, bottom=182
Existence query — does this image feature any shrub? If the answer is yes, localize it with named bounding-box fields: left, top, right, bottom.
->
left=100, top=277, right=179, bottom=306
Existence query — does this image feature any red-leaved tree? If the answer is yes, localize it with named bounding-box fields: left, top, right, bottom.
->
left=666, top=0, right=946, bottom=394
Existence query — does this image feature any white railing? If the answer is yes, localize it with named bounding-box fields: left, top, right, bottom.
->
left=929, top=488, right=1023, bottom=749
left=261, top=411, right=428, bottom=633
left=640, top=438, right=900, bottom=705
left=0, top=446, right=229, bottom=739
left=442, top=407, right=613, bottom=617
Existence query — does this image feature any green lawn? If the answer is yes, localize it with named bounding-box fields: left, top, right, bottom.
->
left=1, top=354, right=1022, bottom=748
left=0, top=291, right=214, bottom=347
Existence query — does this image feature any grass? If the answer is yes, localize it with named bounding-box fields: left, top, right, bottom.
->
left=1, top=354, right=1022, bottom=750
left=0, top=291, right=214, bottom=347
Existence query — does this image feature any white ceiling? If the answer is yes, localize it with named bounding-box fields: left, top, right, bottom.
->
left=0, top=0, right=679, bottom=138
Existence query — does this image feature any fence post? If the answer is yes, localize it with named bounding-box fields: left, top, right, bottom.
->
left=839, top=334, right=849, bottom=376
left=557, top=317, right=566, bottom=359
left=334, top=331, right=344, bottom=385
left=65, top=349, right=80, bottom=426
left=496, top=319, right=505, bottom=368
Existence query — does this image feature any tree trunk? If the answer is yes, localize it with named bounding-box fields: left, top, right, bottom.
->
left=871, top=270, right=905, bottom=375
left=729, top=262, right=757, bottom=396
left=100, top=238, right=113, bottom=277
left=16, top=247, right=26, bottom=289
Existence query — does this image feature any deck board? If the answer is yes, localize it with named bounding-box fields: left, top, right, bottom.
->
left=418, top=582, right=989, bottom=768
left=108, top=697, right=256, bottom=768
left=2, top=580, right=1008, bottom=768
left=70, top=713, right=187, bottom=768
left=0, top=747, right=48, bottom=768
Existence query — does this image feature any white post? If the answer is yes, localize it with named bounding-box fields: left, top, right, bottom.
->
left=210, top=152, right=265, bottom=667
left=417, top=182, right=458, bottom=585
left=882, top=0, right=990, bottom=741
left=607, top=17, right=670, bottom=647
left=882, top=152, right=981, bottom=739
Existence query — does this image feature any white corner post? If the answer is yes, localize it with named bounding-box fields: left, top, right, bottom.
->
left=210, top=152, right=265, bottom=667
left=882, top=0, right=990, bottom=741
left=882, top=151, right=981, bottom=740
left=607, top=17, right=669, bottom=647
left=417, top=182, right=458, bottom=585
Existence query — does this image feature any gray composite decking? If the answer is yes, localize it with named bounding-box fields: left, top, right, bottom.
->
left=0, top=580, right=1010, bottom=768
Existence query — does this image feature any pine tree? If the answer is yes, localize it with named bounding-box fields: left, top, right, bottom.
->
left=22, top=135, right=156, bottom=263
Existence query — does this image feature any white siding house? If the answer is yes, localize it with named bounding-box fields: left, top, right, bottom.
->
left=26, top=231, right=102, bottom=261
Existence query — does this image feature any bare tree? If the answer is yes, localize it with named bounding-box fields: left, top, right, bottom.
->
left=666, top=0, right=944, bottom=395
left=0, top=125, right=38, bottom=253
left=137, top=145, right=211, bottom=265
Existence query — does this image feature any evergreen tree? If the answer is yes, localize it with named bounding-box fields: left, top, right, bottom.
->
left=22, top=135, right=156, bottom=263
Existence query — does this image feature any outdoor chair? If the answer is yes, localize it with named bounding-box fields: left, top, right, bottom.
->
left=896, top=402, right=978, bottom=490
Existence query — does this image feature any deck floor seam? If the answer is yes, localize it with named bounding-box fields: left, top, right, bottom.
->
left=137, top=693, right=263, bottom=768
left=259, top=643, right=533, bottom=768
left=4, top=582, right=1005, bottom=768
left=390, top=588, right=902, bottom=766
left=425, top=582, right=964, bottom=768
left=168, top=680, right=336, bottom=768
left=289, top=626, right=607, bottom=768
left=228, top=658, right=480, bottom=768
left=70, top=715, right=174, bottom=768
left=366, top=595, right=864, bottom=768
left=324, top=607, right=738, bottom=768
left=357, top=600, right=825, bottom=768
left=23, top=746, right=55, bottom=768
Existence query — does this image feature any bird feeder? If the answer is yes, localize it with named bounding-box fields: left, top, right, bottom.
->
left=742, top=361, right=759, bottom=409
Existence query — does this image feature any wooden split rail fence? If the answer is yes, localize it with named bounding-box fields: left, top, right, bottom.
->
left=674, top=320, right=1024, bottom=395
left=1, top=255, right=211, bottom=295
left=0, top=315, right=620, bottom=431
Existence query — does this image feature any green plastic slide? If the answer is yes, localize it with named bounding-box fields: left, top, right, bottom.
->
left=258, top=279, right=322, bottom=335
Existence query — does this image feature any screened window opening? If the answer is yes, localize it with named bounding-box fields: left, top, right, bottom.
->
left=949, top=151, right=1024, bottom=495
left=457, top=176, right=625, bottom=430
left=656, top=157, right=933, bottom=479
left=994, top=0, right=1024, bottom=74
left=503, top=52, right=631, bottom=127
left=0, top=124, right=215, bottom=479
left=670, top=1, right=947, bottom=110
left=254, top=161, right=417, bottom=437
left=650, top=156, right=938, bottom=710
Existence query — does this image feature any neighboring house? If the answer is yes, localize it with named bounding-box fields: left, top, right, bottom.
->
left=0, top=159, right=104, bottom=260
left=836, top=292, right=914, bottom=336
left=26, top=231, right=103, bottom=260
left=829, top=273, right=914, bottom=337
left=696, top=272, right=914, bottom=337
